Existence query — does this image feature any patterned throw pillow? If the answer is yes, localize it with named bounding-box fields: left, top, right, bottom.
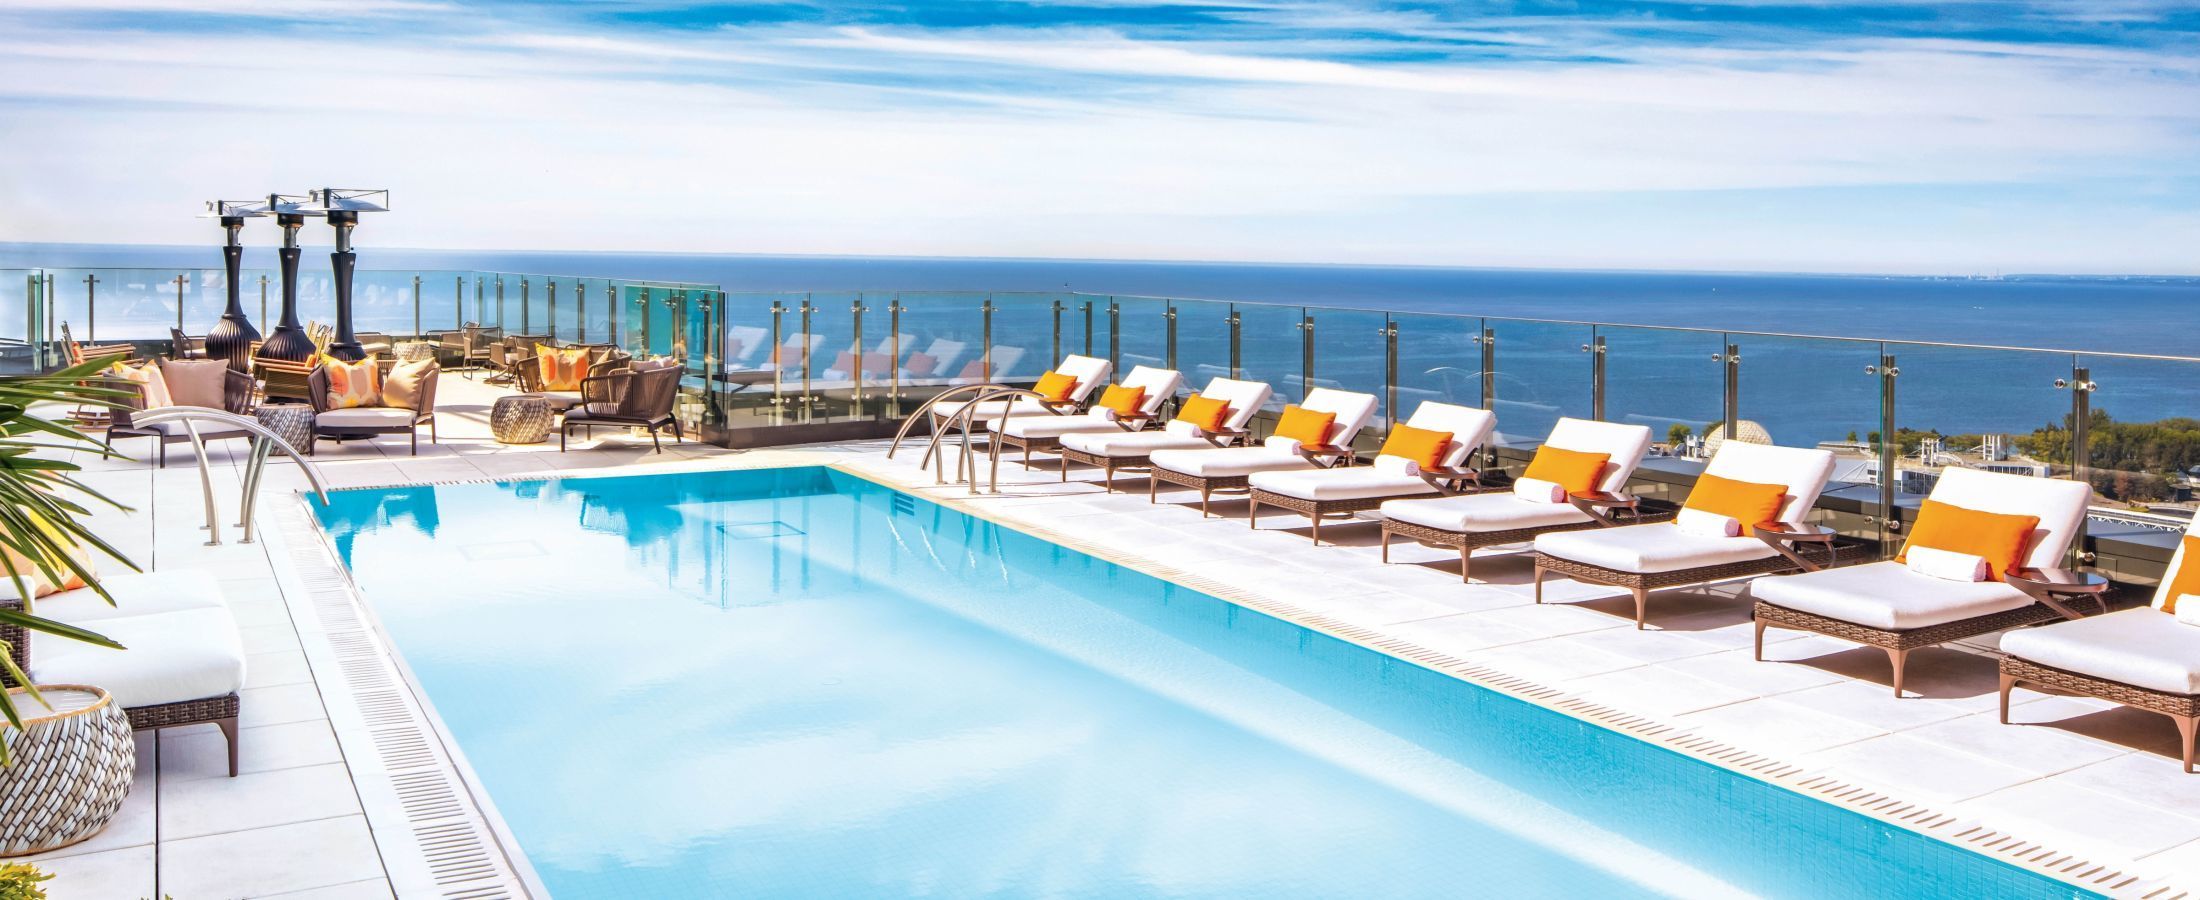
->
left=109, top=360, right=172, bottom=409
left=322, top=356, right=382, bottom=409
left=2, top=519, right=96, bottom=602
left=535, top=344, right=590, bottom=391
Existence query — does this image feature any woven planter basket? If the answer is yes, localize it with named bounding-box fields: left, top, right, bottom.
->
left=0, top=685, right=135, bottom=857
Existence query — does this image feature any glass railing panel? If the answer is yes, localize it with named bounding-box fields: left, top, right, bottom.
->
left=986, top=292, right=1064, bottom=388
left=1065, top=294, right=1099, bottom=363
left=1735, top=333, right=1890, bottom=541
left=1600, top=325, right=1727, bottom=459
left=515, top=275, right=546, bottom=337
left=0, top=270, right=36, bottom=374
left=1307, top=305, right=1389, bottom=436
left=2068, top=354, right=2200, bottom=520
left=800, top=291, right=863, bottom=422
left=716, top=292, right=793, bottom=428
left=1487, top=318, right=1593, bottom=450
left=1171, top=298, right=1234, bottom=395
left=1232, top=301, right=1304, bottom=411
left=1393, top=312, right=1482, bottom=427
left=1886, top=344, right=2077, bottom=517
left=347, top=270, right=420, bottom=342
left=1107, top=295, right=1172, bottom=393
left=43, top=268, right=184, bottom=343
left=895, top=292, right=988, bottom=407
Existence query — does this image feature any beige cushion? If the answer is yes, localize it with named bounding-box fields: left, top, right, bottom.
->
left=29, top=607, right=245, bottom=709
left=1533, top=522, right=1775, bottom=574
left=1752, top=561, right=2036, bottom=630
left=2002, top=608, right=2200, bottom=695
left=381, top=359, right=436, bottom=410
left=112, top=361, right=172, bottom=409
left=1058, top=429, right=1214, bottom=457
left=1248, top=467, right=1440, bottom=502
left=1151, top=446, right=1317, bottom=479
left=141, top=421, right=249, bottom=439
left=317, top=407, right=416, bottom=428
left=989, top=413, right=1122, bottom=440
left=33, top=570, right=226, bottom=624
left=1382, top=492, right=1592, bottom=533
left=157, top=358, right=229, bottom=409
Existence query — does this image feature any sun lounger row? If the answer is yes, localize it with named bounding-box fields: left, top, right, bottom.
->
left=934, top=354, right=2200, bottom=774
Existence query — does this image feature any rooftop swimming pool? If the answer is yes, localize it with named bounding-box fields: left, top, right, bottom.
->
left=315, top=467, right=2089, bottom=899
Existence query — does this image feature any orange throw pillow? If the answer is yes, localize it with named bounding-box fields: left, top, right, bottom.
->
left=1523, top=446, right=1611, bottom=495
left=1898, top=499, right=2040, bottom=582
left=1033, top=370, right=1077, bottom=403
left=1379, top=423, right=1452, bottom=469
left=1684, top=473, right=1787, bottom=527
left=321, top=356, right=381, bottom=409
left=1174, top=394, right=1231, bottom=431
left=1097, top=384, right=1145, bottom=418
left=1273, top=404, right=1337, bottom=446
left=2161, top=535, right=2200, bottom=613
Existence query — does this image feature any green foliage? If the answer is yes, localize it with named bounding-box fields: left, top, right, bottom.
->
left=2019, top=409, right=2200, bottom=503
left=0, top=862, right=52, bottom=900
left=1666, top=423, right=1692, bottom=445
left=0, top=361, right=138, bottom=763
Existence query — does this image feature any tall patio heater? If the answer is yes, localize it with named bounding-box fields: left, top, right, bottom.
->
left=300, top=188, right=389, bottom=362
left=254, top=193, right=320, bottom=363
left=200, top=198, right=268, bottom=372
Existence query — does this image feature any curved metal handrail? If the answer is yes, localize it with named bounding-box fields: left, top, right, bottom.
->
left=884, top=382, right=1012, bottom=465
left=948, top=387, right=1072, bottom=495
left=130, top=408, right=331, bottom=546
left=921, top=386, right=1041, bottom=485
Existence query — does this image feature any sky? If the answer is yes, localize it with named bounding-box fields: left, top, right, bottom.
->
left=0, top=0, right=2196, bottom=275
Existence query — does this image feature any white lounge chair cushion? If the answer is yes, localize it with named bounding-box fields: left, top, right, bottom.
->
left=1752, top=561, right=2035, bottom=630
left=32, top=571, right=226, bottom=625
left=1699, top=442, right=1837, bottom=525
left=317, top=407, right=418, bottom=427
left=1059, top=430, right=1213, bottom=457
left=1534, top=522, right=1776, bottom=574
left=1383, top=492, right=1591, bottom=533
left=989, top=413, right=1122, bottom=439
left=1149, top=446, right=1317, bottom=478
left=30, top=608, right=246, bottom=709
left=1298, top=388, right=1381, bottom=446
left=931, top=397, right=1059, bottom=422
left=2002, top=608, right=2200, bottom=695
left=1543, top=418, right=1655, bottom=492
left=1250, top=467, right=1439, bottom=502
left=1923, top=468, right=2091, bottom=571
left=137, top=420, right=249, bottom=438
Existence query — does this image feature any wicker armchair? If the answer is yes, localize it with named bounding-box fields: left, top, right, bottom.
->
left=515, top=348, right=635, bottom=411
left=559, top=360, right=683, bottom=452
left=306, top=363, right=439, bottom=455
left=106, top=368, right=257, bottom=467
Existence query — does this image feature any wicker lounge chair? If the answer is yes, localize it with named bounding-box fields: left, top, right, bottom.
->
left=1057, top=377, right=1272, bottom=492
left=1998, top=516, right=2200, bottom=771
left=560, top=358, right=684, bottom=452
left=930, top=354, right=1112, bottom=433
left=1380, top=418, right=1661, bottom=582
left=985, top=366, right=1185, bottom=467
left=1532, top=442, right=1851, bottom=629
left=1245, top=401, right=1498, bottom=545
left=4, top=570, right=247, bottom=776
left=61, top=323, right=133, bottom=367
left=1147, top=387, right=1381, bottom=517
left=307, top=361, right=439, bottom=455
left=1753, top=468, right=2090, bottom=696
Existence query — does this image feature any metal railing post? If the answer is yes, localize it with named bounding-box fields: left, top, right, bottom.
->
left=173, top=273, right=187, bottom=332
left=494, top=276, right=505, bottom=329
left=547, top=280, right=558, bottom=341
left=799, top=294, right=815, bottom=417
left=1588, top=333, right=1608, bottom=420
left=1299, top=311, right=1314, bottom=399
left=1382, top=317, right=1399, bottom=430
left=851, top=297, right=868, bottom=415
left=1081, top=299, right=1094, bottom=357
left=1477, top=326, right=1494, bottom=410
left=452, top=275, right=461, bottom=329
left=980, top=295, right=996, bottom=380
left=1165, top=302, right=1178, bottom=370
left=1227, top=308, right=1242, bottom=379
left=768, top=300, right=785, bottom=422
left=2071, top=363, right=2095, bottom=565
left=1876, top=352, right=1899, bottom=553
left=576, top=281, right=588, bottom=342
left=606, top=283, right=618, bottom=348
left=1107, top=299, right=1121, bottom=373
left=1722, top=341, right=1741, bottom=440
left=84, top=274, right=99, bottom=342
left=412, top=275, right=422, bottom=338
left=520, top=277, right=530, bottom=333
left=889, top=294, right=905, bottom=410
left=1050, top=297, right=1062, bottom=364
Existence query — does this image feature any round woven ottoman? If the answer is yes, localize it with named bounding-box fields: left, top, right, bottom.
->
left=394, top=341, right=438, bottom=363
left=0, top=686, right=135, bottom=857
left=492, top=394, right=554, bottom=444
left=253, top=402, right=315, bottom=452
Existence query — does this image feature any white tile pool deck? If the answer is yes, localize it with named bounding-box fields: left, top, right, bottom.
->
left=24, top=375, right=2200, bottom=897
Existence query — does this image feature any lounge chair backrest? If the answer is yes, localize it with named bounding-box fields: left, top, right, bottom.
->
left=726, top=325, right=769, bottom=364
left=874, top=332, right=916, bottom=354
left=2152, top=517, right=2200, bottom=610
left=987, top=346, right=1029, bottom=379
left=1926, top=468, right=2090, bottom=571
left=1701, top=442, right=1836, bottom=526
left=1398, top=402, right=1496, bottom=468
left=1204, top=378, right=1272, bottom=430
left=1545, top=418, right=1654, bottom=492
left=1119, top=366, right=1183, bottom=415
left=1299, top=388, right=1381, bottom=446
left=1052, top=355, right=1112, bottom=402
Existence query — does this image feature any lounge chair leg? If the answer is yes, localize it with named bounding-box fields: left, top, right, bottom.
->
left=216, top=716, right=239, bottom=777
left=1103, top=467, right=1114, bottom=493
left=410, top=430, right=418, bottom=456
left=1632, top=587, right=1648, bottom=630
left=1753, top=617, right=1768, bottom=661
left=1311, top=512, right=1321, bottom=546
left=559, top=426, right=567, bottom=452
left=1888, top=648, right=1911, bottom=698
left=2176, top=715, right=2198, bottom=774
left=1998, top=672, right=2017, bottom=724
left=158, top=442, right=167, bottom=468
left=1459, top=545, right=1472, bottom=583
left=652, top=428, right=663, bottom=454
left=1059, top=453, right=1068, bottom=482
left=1533, top=564, right=1545, bottom=603
left=1148, top=475, right=1157, bottom=504
left=1380, top=528, right=1391, bottom=562
left=1248, top=497, right=1260, bottom=530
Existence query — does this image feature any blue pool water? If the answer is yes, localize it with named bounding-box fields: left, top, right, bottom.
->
left=317, top=467, right=2090, bottom=899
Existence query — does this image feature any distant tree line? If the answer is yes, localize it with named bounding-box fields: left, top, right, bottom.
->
left=2017, top=409, right=2200, bottom=503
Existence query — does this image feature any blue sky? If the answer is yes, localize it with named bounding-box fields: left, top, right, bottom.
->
left=0, top=1, right=2195, bottom=274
